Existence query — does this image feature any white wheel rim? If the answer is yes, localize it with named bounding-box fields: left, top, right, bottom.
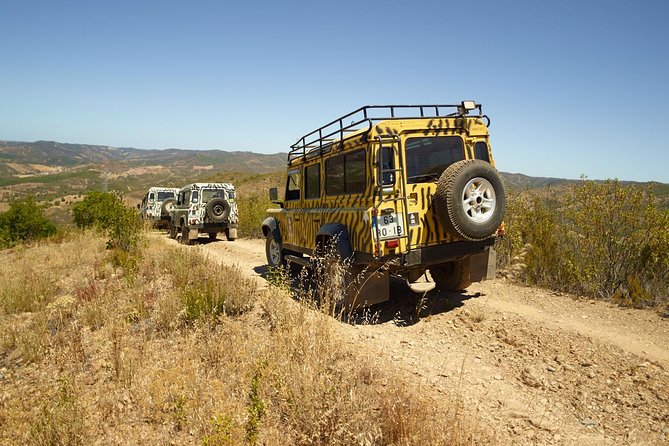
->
left=268, top=239, right=281, bottom=265
left=462, top=177, right=496, bottom=224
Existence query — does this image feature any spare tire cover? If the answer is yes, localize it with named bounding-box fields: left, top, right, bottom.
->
left=206, top=198, right=231, bottom=223
left=433, top=159, right=505, bottom=241
left=161, top=198, right=176, bottom=217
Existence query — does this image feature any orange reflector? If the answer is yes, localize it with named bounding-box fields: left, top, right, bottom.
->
left=497, top=222, right=506, bottom=237
left=385, top=239, right=399, bottom=249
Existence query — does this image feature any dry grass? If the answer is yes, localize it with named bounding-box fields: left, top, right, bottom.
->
left=0, top=232, right=485, bottom=445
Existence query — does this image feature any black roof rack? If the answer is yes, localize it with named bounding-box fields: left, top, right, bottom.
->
left=288, top=102, right=484, bottom=162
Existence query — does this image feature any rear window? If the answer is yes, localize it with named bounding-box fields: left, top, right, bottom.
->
left=157, top=191, right=175, bottom=201
left=405, top=136, right=465, bottom=183
left=201, top=189, right=226, bottom=202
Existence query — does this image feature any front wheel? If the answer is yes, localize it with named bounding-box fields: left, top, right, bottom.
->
left=208, top=232, right=217, bottom=240
left=430, top=258, right=472, bottom=291
left=265, top=233, right=284, bottom=268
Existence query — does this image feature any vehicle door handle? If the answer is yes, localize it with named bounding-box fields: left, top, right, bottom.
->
left=313, top=218, right=321, bottom=223
left=294, top=217, right=300, bottom=221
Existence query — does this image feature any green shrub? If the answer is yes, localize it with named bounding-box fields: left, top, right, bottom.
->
left=500, top=180, right=669, bottom=307
left=0, top=197, right=56, bottom=248
left=72, top=192, right=141, bottom=251
left=159, top=250, right=258, bottom=321
left=237, top=194, right=275, bottom=238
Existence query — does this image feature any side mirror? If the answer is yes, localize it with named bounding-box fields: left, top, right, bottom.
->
left=136, top=203, right=141, bottom=209
left=268, top=187, right=278, bottom=202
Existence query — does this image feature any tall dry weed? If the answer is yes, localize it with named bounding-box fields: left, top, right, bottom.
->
left=1, top=231, right=485, bottom=445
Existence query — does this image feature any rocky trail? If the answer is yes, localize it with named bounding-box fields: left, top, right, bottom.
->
left=160, top=234, right=669, bottom=445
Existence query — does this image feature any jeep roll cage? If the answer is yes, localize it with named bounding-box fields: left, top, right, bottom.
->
left=288, top=101, right=488, bottom=163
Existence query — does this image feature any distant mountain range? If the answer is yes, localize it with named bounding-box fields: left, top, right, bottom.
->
left=1, top=139, right=666, bottom=202
left=0, top=140, right=286, bottom=176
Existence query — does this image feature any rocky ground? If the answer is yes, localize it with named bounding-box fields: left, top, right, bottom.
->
left=164, top=234, right=669, bottom=445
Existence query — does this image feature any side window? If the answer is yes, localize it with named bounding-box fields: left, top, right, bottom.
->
left=326, top=155, right=345, bottom=195
left=346, top=150, right=366, bottom=193
left=148, top=192, right=155, bottom=202
left=191, top=190, right=199, bottom=204
left=474, top=141, right=490, bottom=162
left=285, top=169, right=301, bottom=201
left=305, top=163, right=321, bottom=199
left=326, top=150, right=366, bottom=195
left=184, top=191, right=191, bottom=204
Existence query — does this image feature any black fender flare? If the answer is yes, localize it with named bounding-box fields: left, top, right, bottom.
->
left=261, top=217, right=282, bottom=244
left=316, top=223, right=353, bottom=259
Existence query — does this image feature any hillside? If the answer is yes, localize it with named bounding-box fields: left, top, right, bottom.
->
left=0, top=140, right=287, bottom=174
left=0, top=140, right=288, bottom=221
left=1, top=139, right=667, bottom=220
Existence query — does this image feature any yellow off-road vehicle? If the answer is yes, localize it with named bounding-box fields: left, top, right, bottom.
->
left=262, top=101, right=505, bottom=308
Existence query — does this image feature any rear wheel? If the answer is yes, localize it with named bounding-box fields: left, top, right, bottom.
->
left=181, top=225, right=192, bottom=245
left=169, top=221, right=177, bottom=239
left=208, top=232, right=217, bottom=240
left=430, top=258, right=472, bottom=291
left=225, top=228, right=237, bottom=241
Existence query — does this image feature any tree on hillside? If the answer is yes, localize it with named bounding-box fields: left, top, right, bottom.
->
left=72, top=191, right=141, bottom=251
left=0, top=197, right=56, bottom=247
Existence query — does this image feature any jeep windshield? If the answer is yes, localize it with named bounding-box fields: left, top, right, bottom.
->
left=405, top=136, right=465, bottom=184
left=201, top=189, right=226, bottom=202
left=157, top=191, right=175, bottom=201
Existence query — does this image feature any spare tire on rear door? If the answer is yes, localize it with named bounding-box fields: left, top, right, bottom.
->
left=433, top=159, right=505, bottom=241
left=161, top=198, right=176, bottom=217
left=206, top=198, right=231, bottom=223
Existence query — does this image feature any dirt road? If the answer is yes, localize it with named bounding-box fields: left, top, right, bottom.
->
left=162, top=234, right=669, bottom=445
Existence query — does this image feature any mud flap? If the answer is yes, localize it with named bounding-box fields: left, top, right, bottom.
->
left=347, top=267, right=389, bottom=309
left=469, top=247, right=496, bottom=282
left=189, top=228, right=199, bottom=241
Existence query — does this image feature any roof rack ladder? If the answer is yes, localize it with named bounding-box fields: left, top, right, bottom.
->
left=373, top=134, right=411, bottom=258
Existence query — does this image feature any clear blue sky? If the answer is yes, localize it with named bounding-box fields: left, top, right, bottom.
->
left=1, top=0, right=667, bottom=182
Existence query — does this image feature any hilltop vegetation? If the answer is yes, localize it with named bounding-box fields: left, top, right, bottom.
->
left=498, top=180, right=669, bottom=308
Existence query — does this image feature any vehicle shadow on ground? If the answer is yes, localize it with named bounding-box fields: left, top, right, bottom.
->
left=175, top=236, right=226, bottom=246
left=251, top=265, right=484, bottom=327
left=347, top=278, right=483, bottom=327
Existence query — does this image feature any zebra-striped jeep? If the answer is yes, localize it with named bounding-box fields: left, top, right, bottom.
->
left=169, top=183, right=238, bottom=244
left=262, top=102, right=505, bottom=308
left=139, top=187, right=179, bottom=229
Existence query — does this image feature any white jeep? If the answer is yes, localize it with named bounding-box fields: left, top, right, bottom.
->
left=169, top=183, right=239, bottom=244
left=139, top=187, right=179, bottom=229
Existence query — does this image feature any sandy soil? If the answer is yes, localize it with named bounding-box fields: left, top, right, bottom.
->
left=156, top=233, right=669, bottom=445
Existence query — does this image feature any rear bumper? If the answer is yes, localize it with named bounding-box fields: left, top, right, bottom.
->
left=401, top=238, right=495, bottom=267
left=354, top=238, right=495, bottom=268
left=189, top=222, right=236, bottom=231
